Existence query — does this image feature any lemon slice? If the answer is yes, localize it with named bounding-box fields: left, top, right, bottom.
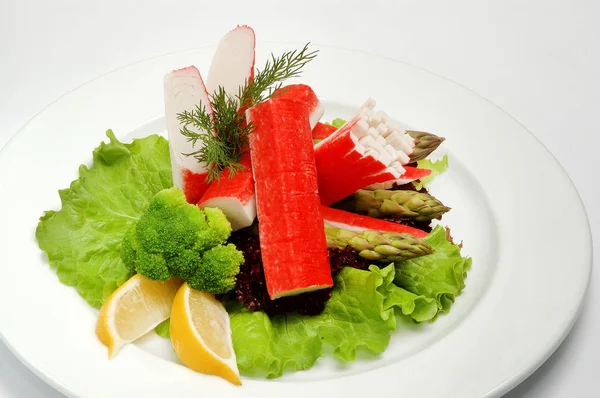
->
left=96, top=274, right=183, bottom=358
left=170, top=283, right=241, bottom=385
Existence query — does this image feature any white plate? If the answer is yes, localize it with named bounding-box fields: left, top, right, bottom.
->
left=0, top=44, right=591, bottom=398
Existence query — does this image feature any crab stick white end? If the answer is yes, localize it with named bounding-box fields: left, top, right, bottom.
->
left=164, top=66, right=213, bottom=202
left=199, top=195, right=256, bottom=231
left=206, top=25, right=256, bottom=99
left=197, top=156, right=256, bottom=231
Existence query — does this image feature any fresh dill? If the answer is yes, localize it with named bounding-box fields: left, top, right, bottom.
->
left=177, top=43, right=318, bottom=181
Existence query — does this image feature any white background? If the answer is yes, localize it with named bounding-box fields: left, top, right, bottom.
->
left=1, top=0, right=598, bottom=397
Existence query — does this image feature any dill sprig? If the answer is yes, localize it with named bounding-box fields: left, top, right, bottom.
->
left=239, top=43, right=319, bottom=106
left=177, top=43, right=318, bottom=182
left=178, top=86, right=254, bottom=182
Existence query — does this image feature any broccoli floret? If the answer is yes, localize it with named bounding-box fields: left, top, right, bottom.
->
left=120, top=188, right=243, bottom=294
left=187, top=244, right=244, bottom=294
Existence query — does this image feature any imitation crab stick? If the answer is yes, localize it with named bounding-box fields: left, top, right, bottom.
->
left=320, top=206, right=429, bottom=238
left=364, top=166, right=432, bottom=190
left=314, top=99, right=421, bottom=205
left=198, top=156, right=255, bottom=231
left=273, top=84, right=324, bottom=129
left=312, top=122, right=337, bottom=140
left=164, top=66, right=213, bottom=204
left=198, top=26, right=257, bottom=230
left=206, top=25, right=256, bottom=99
left=246, top=97, right=333, bottom=299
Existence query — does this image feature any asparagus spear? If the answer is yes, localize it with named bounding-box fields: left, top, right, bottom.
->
left=407, top=130, right=445, bottom=162
left=325, top=224, right=433, bottom=262
left=338, top=189, right=451, bottom=221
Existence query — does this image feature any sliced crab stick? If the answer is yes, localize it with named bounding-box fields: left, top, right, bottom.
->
left=314, top=100, right=418, bottom=205
left=164, top=66, right=213, bottom=204
left=198, top=156, right=255, bottom=231
left=198, top=26, right=258, bottom=230
left=206, top=25, right=256, bottom=98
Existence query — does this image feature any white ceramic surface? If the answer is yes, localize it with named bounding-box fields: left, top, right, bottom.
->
left=0, top=44, right=592, bottom=398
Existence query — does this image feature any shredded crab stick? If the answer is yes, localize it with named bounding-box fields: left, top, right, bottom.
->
left=206, top=25, right=256, bottom=99
left=198, top=26, right=258, bottom=230
left=246, top=97, right=333, bottom=299
left=164, top=66, right=213, bottom=204
left=198, top=156, right=255, bottom=231
left=320, top=206, right=428, bottom=238
left=314, top=99, right=419, bottom=205
left=273, top=84, right=324, bottom=129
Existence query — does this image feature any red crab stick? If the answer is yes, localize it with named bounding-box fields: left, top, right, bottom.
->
left=246, top=97, right=333, bottom=299
left=198, top=155, right=255, bottom=231
left=321, top=206, right=428, bottom=238
left=198, top=26, right=257, bottom=230
left=313, top=122, right=337, bottom=140
left=164, top=66, right=213, bottom=204
left=273, top=84, right=324, bottom=129
left=314, top=99, right=423, bottom=205
left=365, top=166, right=432, bottom=190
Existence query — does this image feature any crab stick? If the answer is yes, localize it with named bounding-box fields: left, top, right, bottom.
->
left=246, top=97, right=333, bottom=299
left=197, top=26, right=258, bottom=230
left=273, top=84, right=324, bottom=129
left=206, top=25, right=256, bottom=100
left=321, top=206, right=428, bottom=238
left=364, top=166, right=432, bottom=190
left=314, top=99, right=419, bottom=205
left=198, top=155, right=255, bottom=231
left=164, top=66, right=213, bottom=204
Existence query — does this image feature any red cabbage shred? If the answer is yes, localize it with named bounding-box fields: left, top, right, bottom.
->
left=228, top=231, right=369, bottom=316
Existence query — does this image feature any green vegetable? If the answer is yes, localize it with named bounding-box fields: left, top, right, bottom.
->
left=394, top=225, right=471, bottom=313
left=121, top=187, right=243, bottom=294
left=330, top=118, right=347, bottom=128
left=228, top=225, right=469, bottom=378
left=35, top=131, right=172, bottom=308
left=413, top=155, right=449, bottom=190
left=228, top=263, right=438, bottom=378
left=336, top=189, right=451, bottom=221
left=155, top=319, right=171, bottom=338
left=325, top=225, right=433, bottom=262
left=406, top=130, right=445, bottom=162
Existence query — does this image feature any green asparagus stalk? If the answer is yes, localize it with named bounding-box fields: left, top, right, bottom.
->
left=338, top=189, right=451, bottom=221
left=325, top=224, right=433, bottom=262
left=407, top=130, right=445, bottom=162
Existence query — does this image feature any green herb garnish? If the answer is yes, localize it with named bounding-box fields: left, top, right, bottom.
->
left=177, top=43, right=318, bottom=182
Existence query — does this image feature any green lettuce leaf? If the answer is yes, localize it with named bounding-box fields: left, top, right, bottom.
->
left=413, top=155, right=449, bottom=190
left=227, top=263, right=439, bottom=378
left=36, top=130, right=173, bottom=308
left=155, top=319, right=171, bottom=338
left=330, top=118, right=347, bottom=128
left=394, top=225, right=471, bottom=314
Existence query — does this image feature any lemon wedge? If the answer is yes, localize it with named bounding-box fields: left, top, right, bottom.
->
left=170, top=283, right=241, bottom=385
left=96, top=274, right=183, bottom=358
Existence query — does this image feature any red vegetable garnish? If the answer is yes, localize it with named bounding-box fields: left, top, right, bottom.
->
left=228, top=230, right=369, bottom=316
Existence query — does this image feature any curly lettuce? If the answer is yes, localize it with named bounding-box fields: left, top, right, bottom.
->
left=35, top=131, right=172, bottom=308
left=413, top=155, right=449, bottom=190
left=228, top=263, right=443, bottom=378
left=394, top=225, right=471, bottom=314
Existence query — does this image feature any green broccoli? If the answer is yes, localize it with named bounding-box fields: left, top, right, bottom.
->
left=121, top=187, right=244, bottom=294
